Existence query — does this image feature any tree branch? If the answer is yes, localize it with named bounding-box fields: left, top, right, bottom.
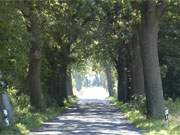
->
left=156, top=0, right=168, bottom=18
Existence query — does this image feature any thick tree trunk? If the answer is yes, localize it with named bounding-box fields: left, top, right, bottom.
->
left=104, top=65, right=113, bottom=97
left=48, top=73, right=59, bottom=105
left=131, top=28, right=145, bottom=96
left=28, top=48, right=45, bottom=109
left=46, top=58, right=68, bottom=106
left=67, top=69, right=73, bottom=96
left=140, top=1, right=165, bottom=118
left=58, top=65, right=68, bottom=106
left=116, top=51, right=128, bottom=103
left=21, top=6, right=45, bottom=110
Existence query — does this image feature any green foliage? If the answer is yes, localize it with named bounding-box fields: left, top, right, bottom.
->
left=131, top=95, right=146, bottom=114
left=0, top=92, right=77, bottom=135
left=0, top=108, right=64, bottom=135
left=159, top=0, right=180, bottom=100
left=111, top=97, right=180, bottom=135
left=0, top=0, right=180, bottom=132
left=15, top=108, right=63, bottom=135
left=7, top=87, right=31, bottom=116
left=0, top=2, right=30, bottom=94
left=64, top=96, right=78, bottom=107
left=14, top=96, right=77, bottom=135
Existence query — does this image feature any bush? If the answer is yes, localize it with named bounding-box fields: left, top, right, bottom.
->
left=111, top=97, right=180, bottom=135
left=131, top=95, right=146, bottom=114
left=7, top=86, right=31, bottom=117
left=0, top=87, right=77, bottom=135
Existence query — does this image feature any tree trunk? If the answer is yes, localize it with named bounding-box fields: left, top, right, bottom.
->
left=116, top=50, right=128, bottom=103
left=21, top=5, right=45, bottom=110
left=67, top=68, right=73, bottom=96
left=58, top=65, right=68, bottom=106
left=74, top=72, right=82, bottom=91
left=104, top=64, right=113, bottom=97
left=131, top=28, right=145, bottom=96
left=28, top=49, right=45, bottom=109
left=140, top=1, right=165, bottom=118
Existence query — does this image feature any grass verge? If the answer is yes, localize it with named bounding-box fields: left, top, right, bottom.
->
left=0, top=96, right=77, bottom=135
left=110, top=97, right=180, bottom=135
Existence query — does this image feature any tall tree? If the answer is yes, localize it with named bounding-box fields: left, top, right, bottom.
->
left=159, top=0, right=180, bottom=100
left=103, top=64, right=113, bottom=96
left=140, top=0, right=166, bottom=118
left=66, top=68, right=73, bottom=96
left=116, top=45, right=128, bottom=102
left=131, top=27, right=145, bottom=96
left=19, top=1, right=45, bottom=110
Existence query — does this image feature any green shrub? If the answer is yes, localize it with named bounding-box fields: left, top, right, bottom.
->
left=111, top=97, right=180, bottom=135
left=131, top=95, right=146, bottom=114
left=7, top=86, right=31, bottom=117
left=0, top=87, right=77, bottom=135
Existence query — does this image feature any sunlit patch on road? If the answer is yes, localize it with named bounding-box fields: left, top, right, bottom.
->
left=29, top=96, right=142, bottom=135
left=76, top=86, right=109, bottom=100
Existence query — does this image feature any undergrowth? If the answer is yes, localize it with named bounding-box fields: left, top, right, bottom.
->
left=110, top=97, right=180, bottom=135
left=0, top=87, right=77, bottom=135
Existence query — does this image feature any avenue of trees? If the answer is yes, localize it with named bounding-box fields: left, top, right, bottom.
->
left=0, top=0, right=180, bottom=122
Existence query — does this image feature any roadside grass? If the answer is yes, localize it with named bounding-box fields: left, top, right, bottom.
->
left=0, top=96, right=77, bottom=135
left=110, top=97, right=180, bottom=135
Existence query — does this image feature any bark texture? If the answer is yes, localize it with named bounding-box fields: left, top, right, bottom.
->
left=21, top=3, right=45, bottom=110
left=116, top=48, right=128, bottom=103
left=104, top=64, right=113, bottom=96
left=131, top=28, right=145, bottom=96
left=67, top=69, right=73, bottom=96
left=58, top=65, right=68, bottom=106
left=74, top=72, right=82, bottom=91
left=140, top=1, right=165, bottom=118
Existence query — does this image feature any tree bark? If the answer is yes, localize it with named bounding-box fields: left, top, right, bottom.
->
left=67, top=68, right=73, bottom=96
left=74, top=72, right=82, bottom=91
left=116, top=49, right=128, bottom=103
left=131, top=28, right=145, bottom=96
left=140, top=1, right=165, bottom=118
left=58, top=65, right=68, bottom=106
left=21, top=4, right=45, bottom=110
left=104, top=64, right=113, bottom=97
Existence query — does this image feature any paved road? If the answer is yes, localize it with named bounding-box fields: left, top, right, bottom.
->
left=29, top=99, right=142, bottom=135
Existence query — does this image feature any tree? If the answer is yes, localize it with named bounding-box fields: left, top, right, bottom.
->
left=131, top=26, right=145, bottom=96
left=19, top=1, right=46, bottom=110
left=0, top=2, right=29, bottom=92
left=158, top=0, right=180, bottom=100
left=103, top=64, right=113, bottom=96
left=140, top=0, right=166, bottom=118
left=42, top=0, right=98, bottom=105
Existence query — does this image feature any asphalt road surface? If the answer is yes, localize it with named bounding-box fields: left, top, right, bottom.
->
left=29, top=99, right=142, bottom=135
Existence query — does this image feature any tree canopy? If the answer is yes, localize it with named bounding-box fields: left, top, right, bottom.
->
left=0, top=0, right=180, bottom=122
